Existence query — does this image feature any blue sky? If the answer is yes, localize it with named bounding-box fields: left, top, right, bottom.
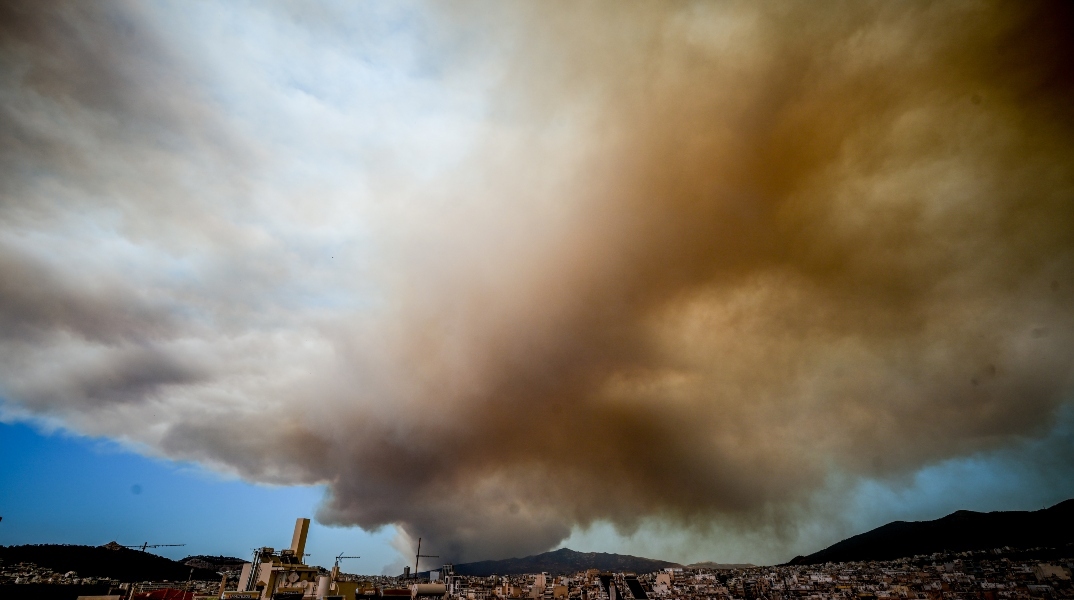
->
left=0, top=421, right=399, bottom=574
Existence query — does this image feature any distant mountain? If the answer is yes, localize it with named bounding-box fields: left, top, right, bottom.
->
left=453, top=548, right=681, bottom=576
left=0, top=544, right=223, bottom=582
left=787, top=499, right=1074, bottom=565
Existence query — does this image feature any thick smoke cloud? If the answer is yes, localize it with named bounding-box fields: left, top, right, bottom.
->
left=1, top=0, right=1073, bottom=563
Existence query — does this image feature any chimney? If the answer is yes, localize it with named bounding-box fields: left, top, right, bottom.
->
left=291, top=518, right=311, bottom=559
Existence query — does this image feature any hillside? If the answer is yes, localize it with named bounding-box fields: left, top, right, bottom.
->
left=452, top=548, right=680, bottom=576
left=0, top=544, right=222, bottom=582
left=787, top=498, right=1074, bottom=565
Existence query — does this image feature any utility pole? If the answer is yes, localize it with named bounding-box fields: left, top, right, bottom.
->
left=414, top=538, right=438, bottom=578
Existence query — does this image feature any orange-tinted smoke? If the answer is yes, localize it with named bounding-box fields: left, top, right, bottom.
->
left=3, top=0, right=1073, bottom=564
left=287, top=1, right=1074, bottom=561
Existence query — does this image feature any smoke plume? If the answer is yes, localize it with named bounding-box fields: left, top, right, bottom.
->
left=1, top=0, right=1073, bottom=563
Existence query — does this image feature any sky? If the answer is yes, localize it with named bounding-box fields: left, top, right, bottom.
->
left=0, top=420, right=399, bottom=572
left=1, top=0, right=1073, bottom=572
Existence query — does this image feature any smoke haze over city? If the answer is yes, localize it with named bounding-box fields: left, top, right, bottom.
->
left=1, top=0, right=1073, bottom=568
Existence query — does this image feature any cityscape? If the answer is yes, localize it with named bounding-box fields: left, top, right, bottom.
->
left=1, top=515, right=1072, bottom=600
left=4, top=554, right=1073, bottom=600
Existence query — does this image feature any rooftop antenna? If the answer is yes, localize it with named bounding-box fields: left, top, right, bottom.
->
left=414, top=538, right=438, bottom=578
left=335, top=553, right=360, bottom=569
left=123, top=543, right=186, bottom=552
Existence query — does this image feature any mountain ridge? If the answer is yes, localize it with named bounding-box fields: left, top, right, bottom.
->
left=787, top=498, right=1074, bottom=565
left=452, top=548, right=681, bottom=576
left=0, top=544, right=223, bottom=582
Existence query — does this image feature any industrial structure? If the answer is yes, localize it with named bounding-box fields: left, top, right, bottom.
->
left=224, top=518, right=450, bottom=600
left=232, top=518, right=355, bottom=600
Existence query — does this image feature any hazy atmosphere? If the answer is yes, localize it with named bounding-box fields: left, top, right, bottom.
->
left=1, top=0, right=1073, bottom=571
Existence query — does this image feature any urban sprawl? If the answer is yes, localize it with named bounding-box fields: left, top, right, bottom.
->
left=4, top=551, right=1073, bottom=600
left=1, top=519, right=1070, bottom=600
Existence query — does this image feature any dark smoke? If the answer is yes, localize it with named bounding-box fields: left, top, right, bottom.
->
left=1, top=0, right=1073, bottom=563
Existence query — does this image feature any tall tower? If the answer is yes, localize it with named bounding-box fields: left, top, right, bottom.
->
left=290, top=518, right=311, bottom=560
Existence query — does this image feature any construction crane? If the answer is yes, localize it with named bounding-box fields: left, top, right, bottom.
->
left=334, top=553, right=360, bottom=569
left=123, top=542, right=186, bottom=552
left=414, top=538, right=438, bottom=577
